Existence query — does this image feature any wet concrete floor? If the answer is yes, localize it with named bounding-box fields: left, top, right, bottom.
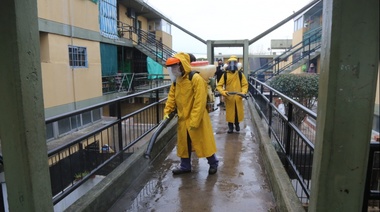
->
left=108, top=101, right=276, bottom=212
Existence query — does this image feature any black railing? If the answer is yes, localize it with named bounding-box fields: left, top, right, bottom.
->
left=46, top=84, right=171, bottom=205
left=362, top=141, right=380, bottom=211
left=102, top=73, right=172, bottom=94
left=248, top=75, right=315, bottom=204
left=117, top=21, right=176, bottom=64
left=135, top=28, right=176, bottom=63
left=248, top=76, right=379, bottom=209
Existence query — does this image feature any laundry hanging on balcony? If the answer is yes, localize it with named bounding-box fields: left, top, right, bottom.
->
left=147, top=57, right=164, bottom=79
left=99, top=0, right=118, bottom=40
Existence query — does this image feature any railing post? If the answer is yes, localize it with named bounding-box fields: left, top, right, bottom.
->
left=156, top=87, right=160, bottom=124
left=155, top=41, right=158, bottom=61
left=276, top=58, right=279, bottom=75
left=117, top=100, right=123, bottom=161
left=284, top=103, right=293, bottom=168
left=268, top=91, right=273, bottom=136
left=248, top=76, right=254, bottom=96
left=308, top=36, right=311, bottom=62
left=129, top=26, right=132, bottom=40
left=78, top=142, right=84, bottom=178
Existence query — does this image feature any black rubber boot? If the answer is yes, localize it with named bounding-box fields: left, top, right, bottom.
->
left=172, top=168, right=191, bottom=175
left=208, top=166, right=218, bottom=175
left=235, top=123, right=240, bottom=131
left=227, top=123, right=234, bottom=134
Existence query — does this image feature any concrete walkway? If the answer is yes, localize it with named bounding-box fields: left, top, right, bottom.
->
left=108, top=101, right=276, bottom=212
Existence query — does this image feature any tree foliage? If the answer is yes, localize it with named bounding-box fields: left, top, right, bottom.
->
left=269, top=73, right=319, bottom=109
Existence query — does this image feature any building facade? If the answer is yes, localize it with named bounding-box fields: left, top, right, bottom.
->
left=37, top=0, right=173, bottom=141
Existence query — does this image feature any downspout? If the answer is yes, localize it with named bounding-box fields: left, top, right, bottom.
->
left=68, top=0, right=77, bottom=110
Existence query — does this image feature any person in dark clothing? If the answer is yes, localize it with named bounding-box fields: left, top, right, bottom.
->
left=215, top=59, right=224, bottom=82
left=214, top=59, right=225, bottom=106
left=188, top=53, right=197, bottom=63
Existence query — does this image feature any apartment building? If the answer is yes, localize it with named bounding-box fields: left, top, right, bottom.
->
left=291, top=0, right=322, bottom=74
left=292, top=1, right=379, bottom=134
left=37, top=0, right=173, bottom=141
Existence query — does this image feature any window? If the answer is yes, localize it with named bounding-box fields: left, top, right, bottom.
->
left=82, top=111, right=92, bottom=126
left=46, top=122, right=54, bottom=140
left=161, top=20, right=171, bottom=35
left=294, top=17, right=304, bottom=32
left=69, top=45, right=88, bottom=68
left=58, top=117, right=72, bottom=135
left=70, top=115, right=82, bottom=129
left=46, top=109, right=103, bottom=141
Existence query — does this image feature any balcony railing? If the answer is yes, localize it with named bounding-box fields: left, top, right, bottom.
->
left=46, top=83, right=171, bottom=206
left=102, top=73, right=172, bottom=94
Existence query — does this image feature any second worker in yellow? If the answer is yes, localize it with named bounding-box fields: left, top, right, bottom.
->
left=216, top=56, right=249, bottom=133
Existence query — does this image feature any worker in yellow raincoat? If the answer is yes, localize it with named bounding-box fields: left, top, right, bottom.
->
left=164, top=52, right=219, bottom=175
left=216, top=56, right=248, bottom=133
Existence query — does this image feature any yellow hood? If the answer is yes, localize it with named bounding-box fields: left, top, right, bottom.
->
left=173, top=52, right=191, bottom=74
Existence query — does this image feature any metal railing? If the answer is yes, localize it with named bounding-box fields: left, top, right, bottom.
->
left=117, top=21, right=176, bottom=64
left=248, top=76, right=316, bottom=204
left=102, top=73, right=172, bottom=94
left=363, top=141, right=380, bottom=211
left=134, top=28, right=176, bottom=63
left=248, top=76, right=380, bottom=209
left=46, top=83, right=171, bottom=205
left=251, top=28, right=322, bottom=82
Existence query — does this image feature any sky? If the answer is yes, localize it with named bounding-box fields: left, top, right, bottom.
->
left=145, top=0, right=312, bottom=57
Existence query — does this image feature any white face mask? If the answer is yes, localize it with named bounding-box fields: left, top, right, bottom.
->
left=168, top=64, right=182, bottom=77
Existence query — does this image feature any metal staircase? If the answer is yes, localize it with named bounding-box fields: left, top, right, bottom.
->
left=101, top=22, right=177, bottom=94
left=118, top=22, right=176, bottom=66
left=252, top=27, right=322, bottom=82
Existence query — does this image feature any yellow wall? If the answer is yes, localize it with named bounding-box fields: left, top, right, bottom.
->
left=291, top=28, right=304, bottom=74
left=292, top=28, right=304, bottom=47
left=38, top=1, right=172, bottom=109
left=118, top=6, right=133, bottom=27
left=37, top=0, right=99, bottom=32
left=156, top=31, right=173, bottom=49
left=139, top=16, right=148, bottom=31
left=40, top=34, right=102, bottom=108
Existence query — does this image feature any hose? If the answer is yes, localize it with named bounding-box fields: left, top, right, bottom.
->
left=144, top=111, right=176, bottom=159
left=223, top=92, right=249, bottom=99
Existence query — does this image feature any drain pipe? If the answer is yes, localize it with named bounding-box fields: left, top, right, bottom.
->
left=144, top=111, right=177, bottom=159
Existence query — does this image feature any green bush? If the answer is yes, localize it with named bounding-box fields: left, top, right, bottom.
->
left=269, top=73, right=319, bottom=109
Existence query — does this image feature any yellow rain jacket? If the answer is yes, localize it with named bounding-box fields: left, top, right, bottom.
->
left=164, top=53, right=217, bottom=158
left=216, top=70, right=248, bottom=123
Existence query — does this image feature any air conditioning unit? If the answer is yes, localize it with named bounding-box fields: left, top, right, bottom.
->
left=126, top=8, right=136, bottom=19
